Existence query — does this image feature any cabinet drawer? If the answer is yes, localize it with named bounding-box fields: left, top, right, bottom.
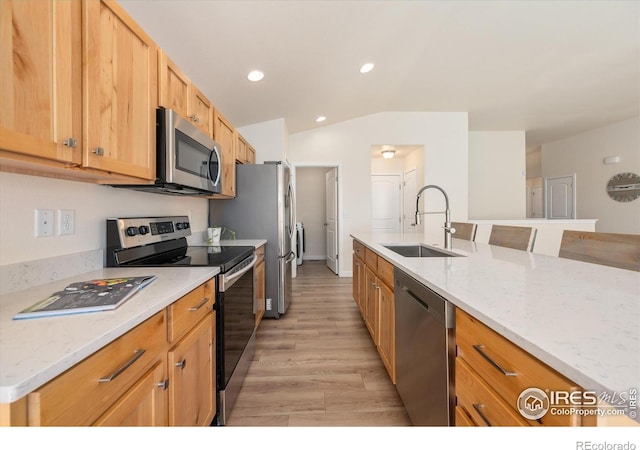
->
left=167, top=279, right=215, bottom=343
left=364, top=247, right=378, bottom=270
left=456, top=309, right=580, bottom=426
left=377, top=257, right=394, bottom=290
left=456, top=357, right=529, bottom=426
left=28, top=311, right=167, bottom=426
left=455, top=405, right=476, bottom=426
left=353, top=240, right=365, bottom=260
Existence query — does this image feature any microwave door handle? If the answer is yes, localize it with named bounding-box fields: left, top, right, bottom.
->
left=208, top=147, right=221, bottom=187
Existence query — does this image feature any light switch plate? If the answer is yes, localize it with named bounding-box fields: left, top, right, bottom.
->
left=35, top=209, right=54, bottom=237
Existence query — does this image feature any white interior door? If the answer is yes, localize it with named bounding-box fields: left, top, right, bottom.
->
left=402, top=170, right=417, bottom=232
left=372, top=175, right=401, bottom=232
left=545, top=175, right=576, bottom=219
left=531, top=186, right=544, bottom=218
left=325, top=168, right=338, bottom=274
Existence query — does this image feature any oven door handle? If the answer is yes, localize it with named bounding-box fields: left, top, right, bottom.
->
left=221, top=254, right=257, bottom=290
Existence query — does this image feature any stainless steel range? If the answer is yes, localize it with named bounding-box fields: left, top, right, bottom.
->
left=106, top=216, right=256, bottom=425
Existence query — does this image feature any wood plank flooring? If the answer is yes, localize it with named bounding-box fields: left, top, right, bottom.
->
left=226, top=261, right=411, bottom=426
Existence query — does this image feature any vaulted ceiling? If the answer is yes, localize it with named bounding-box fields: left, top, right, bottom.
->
left=119, top=0, right=639, bottom=148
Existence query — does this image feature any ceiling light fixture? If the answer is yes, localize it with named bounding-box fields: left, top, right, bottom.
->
left=360, top=63, right=375, bottom=74
left=381, top=149, right=396, bottom=159
left=247, top=70, right=264, bottom=82
left=316, top=116, right=326, bottom=123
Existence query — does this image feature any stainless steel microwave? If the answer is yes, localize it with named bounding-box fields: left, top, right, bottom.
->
left=111, top=108, right=222, bottom=196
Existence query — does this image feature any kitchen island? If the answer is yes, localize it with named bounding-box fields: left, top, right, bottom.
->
left=351, top=231, right=639, bottom=426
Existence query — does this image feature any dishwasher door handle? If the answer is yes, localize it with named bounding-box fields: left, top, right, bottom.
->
left=402, top=286, right=429, bottom=311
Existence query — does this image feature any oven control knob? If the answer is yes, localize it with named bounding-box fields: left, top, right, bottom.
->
left=126, top=226, right=138, bottom=237
left=176, top=222, right=189, bottom=230
left=138, top=225, right=149, bottom=235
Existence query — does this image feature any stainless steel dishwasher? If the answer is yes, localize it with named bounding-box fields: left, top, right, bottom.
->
left=394, top=267, right=455, bottom=426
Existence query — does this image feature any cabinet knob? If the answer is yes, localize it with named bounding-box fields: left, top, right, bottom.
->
left=92, top=147, right=105, bottom=156
left=175, top=359, right=187, bottom=370
left=63, top=137, right=77, bottom=148
left=156, top=379, right=169, bottom=390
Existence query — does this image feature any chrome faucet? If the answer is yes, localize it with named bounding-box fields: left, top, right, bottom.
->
left=414, top=185, right=455, bottom=250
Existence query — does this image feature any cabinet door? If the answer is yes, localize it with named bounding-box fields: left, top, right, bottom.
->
left=247, top=145, right=256, bottom=164
left=189, top=85, right=213, bottom=137
left=377, top=280, right=395, bottom=384
left=83, top=0, right=157, bottom=180
left=213, top=109, right=236, bottom=197
left=364, top=266, right=379, bottom=344
left=236, top=134, right=248, bottom=163
left=0, top=0, right=82, bottom=164
left=168, top=313, right=216, bottom=426
left=158, top=50, right=189, bottom=120
left=254, top=258, right=265, bottom=328
left=93, top=361, right=168, bottom=426
left=352, top=256, right=365, bottom=317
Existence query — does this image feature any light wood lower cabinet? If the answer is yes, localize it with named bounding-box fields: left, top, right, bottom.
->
left=352, top=239, right=396, bottom=384
left=5, top=278, right=216, bottom=427
left=93, top=361, right=167, bottom=426
left=254, top=245, right=266, bottom=328
left=168, top=313, right=215, bottom=426
left=455, top=308, right=585, bottom=427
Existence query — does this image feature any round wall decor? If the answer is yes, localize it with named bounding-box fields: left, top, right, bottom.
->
left=606, top=172, right=640, bottom=202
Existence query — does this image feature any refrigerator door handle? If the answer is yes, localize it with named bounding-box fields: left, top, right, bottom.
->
left=279, top=251, right=296, bottom=263
left=287, top=182, right=295, bottom=240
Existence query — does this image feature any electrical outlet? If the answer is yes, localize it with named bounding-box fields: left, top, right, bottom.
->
left=35, top=209, right=54, bottom=237
left=58, top=209, right=75, bottom=236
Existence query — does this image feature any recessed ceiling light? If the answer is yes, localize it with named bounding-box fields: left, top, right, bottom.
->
left=247, top=70, right=264, bottom=82
left=360, top=63, right=374, bottom=74
left=316, top=116, right=326, bottom=123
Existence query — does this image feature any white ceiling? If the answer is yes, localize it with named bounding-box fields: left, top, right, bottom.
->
left=118, top=0, right=639, bottom=149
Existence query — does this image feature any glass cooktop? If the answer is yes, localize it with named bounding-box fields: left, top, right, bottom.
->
left=121, top=245, right=255, bottom=273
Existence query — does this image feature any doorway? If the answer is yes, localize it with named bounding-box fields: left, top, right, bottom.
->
left=293, top=164, right=340, bottom=276
left=545, top=174, right=576, bottom=219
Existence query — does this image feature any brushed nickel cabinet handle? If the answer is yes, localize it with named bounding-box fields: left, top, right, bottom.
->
left=98, top=349, right=145, bottom=383
left=473, top=344, right=517, bottom=377
left=473, top=403, right=492, bottom=426
left=157, top=379, right=169, bottom=390
left=189, top=297, right=209, bottom=311
left=92, top=147, right=105, bottom=156
left=175, top=359, right=187, bottom=369
left=63, top=137, right=77, bottom=148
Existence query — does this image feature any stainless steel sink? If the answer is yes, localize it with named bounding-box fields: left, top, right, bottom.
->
left=383, top=245, right=462, bottom=258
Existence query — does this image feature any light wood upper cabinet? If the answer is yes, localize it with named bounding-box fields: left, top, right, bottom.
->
left=235, top=133, right=256, bottom=165
left=0, top=0, right=82, bottom=164
left=82, top=0, right=157, bottom=181
left=158, top=50, right=213, bottom=137
left=213, top=108, right=236, bottom=197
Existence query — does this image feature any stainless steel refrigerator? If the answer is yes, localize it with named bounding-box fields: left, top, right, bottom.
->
left=209, top=161, right=295, bottom=318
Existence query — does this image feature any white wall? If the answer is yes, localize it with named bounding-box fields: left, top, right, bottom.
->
left=0, top=172, right=209, bottom=266
left=541, top=117, right=640, bottom=234
left=469, top=131, right=526, bottom=219
left=295, top=167, right=329, bottom=260
left=288, top=111, right=469, bottom=276
left=237, top=118, right=289, bottom=163
left=371, top=156, right=404, bottom=174
left=526, top=146, right=542, bottom=179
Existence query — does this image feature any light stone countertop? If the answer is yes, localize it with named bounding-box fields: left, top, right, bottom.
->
left=0, top=266, right=219, bottom=404
left=351, top=231, right=640, bottom=410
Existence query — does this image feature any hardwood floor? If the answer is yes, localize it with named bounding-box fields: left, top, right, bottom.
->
left=226, top=261, right=410, bottom=426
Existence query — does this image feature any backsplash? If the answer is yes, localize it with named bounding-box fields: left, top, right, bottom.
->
left=0, top=249, right=103, bottom=295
